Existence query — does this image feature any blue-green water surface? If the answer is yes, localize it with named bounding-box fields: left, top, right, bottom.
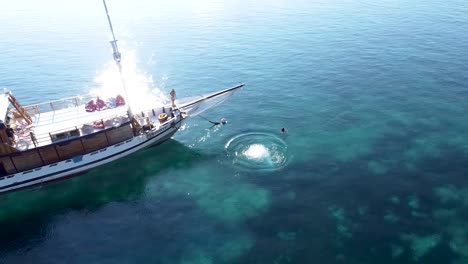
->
left=1, top=0, right=468, bottom=263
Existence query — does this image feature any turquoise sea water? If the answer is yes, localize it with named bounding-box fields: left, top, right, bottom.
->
left=1, top=0, right=468, bottom=263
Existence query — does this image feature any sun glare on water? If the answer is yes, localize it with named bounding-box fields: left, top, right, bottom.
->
left=90, top=46, right=168, bottom=112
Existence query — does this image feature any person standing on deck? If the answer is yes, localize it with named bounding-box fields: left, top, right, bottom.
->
left=170, top=89, right=177, bottom=108
left=30, top=131, right=38, bottom=147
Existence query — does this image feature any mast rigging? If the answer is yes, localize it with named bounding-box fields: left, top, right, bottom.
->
left=102, top=0, right=133, bottom=118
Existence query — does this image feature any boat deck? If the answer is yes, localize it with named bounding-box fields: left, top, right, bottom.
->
left=5, top=91, right=170, bottom=151
left=11, top=103, right=165, bottom=150
left=32, top=104, right=128, bottom=135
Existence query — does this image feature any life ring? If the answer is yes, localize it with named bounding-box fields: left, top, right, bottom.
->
left=158, top=113, right=168, bottom=123
left=112, top=117, right=122, bottom=127
left=16, top=140, right=29, bottom=151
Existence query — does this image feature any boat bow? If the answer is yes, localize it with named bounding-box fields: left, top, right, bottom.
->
left=178, top=84, right=245, bottom=117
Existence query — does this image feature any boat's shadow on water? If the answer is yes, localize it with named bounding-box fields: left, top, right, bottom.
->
left=0, top=139, right=204, bottom=251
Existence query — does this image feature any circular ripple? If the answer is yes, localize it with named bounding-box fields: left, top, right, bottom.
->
left=225, top=132, right=289, bottom=171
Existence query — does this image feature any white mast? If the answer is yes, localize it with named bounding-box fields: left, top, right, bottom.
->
left=102, top=0, right=134, bottom=118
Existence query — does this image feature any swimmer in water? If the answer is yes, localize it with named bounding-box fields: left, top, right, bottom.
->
left=281, top=127, right=288, bottom=135
left=209, top=118, right=227, bottom=126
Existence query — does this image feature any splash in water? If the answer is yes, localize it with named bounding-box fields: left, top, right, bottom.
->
left=243, top=144, right=270, bottom=160
left=90, top=45, right=168, bottom=112
left=225, top=132, right=290, bottom=171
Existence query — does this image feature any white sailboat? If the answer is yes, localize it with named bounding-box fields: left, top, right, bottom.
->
left=0, top=0, right=243, bottom=194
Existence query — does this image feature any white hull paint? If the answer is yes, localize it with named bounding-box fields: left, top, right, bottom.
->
left=0, top=117, right=184, bottom=194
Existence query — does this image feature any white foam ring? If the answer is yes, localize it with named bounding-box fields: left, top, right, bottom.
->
left=225, top=132, right=289, bottom=171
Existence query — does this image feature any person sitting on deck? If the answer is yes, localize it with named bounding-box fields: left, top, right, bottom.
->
left=116, top=95, right=126, bottom=107
left=142, top=117, right=154, bottom=132
left=96, top=98, right=107, bottom=111
left=85, top=100, right=96, bottom=112
left=6, top=125, right=16, bottom=146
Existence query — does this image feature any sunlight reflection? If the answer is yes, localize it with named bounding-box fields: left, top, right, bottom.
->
left=90, top=46, right=168, bottom=112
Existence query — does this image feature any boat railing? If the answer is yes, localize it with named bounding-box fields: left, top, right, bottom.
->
left=11, top=111, right=131, bottom=153
left=0, top=109, right=178, bottom=178
left=23, top=94, right=96, bottom=116
left=18, top=105, right=170, bottom=150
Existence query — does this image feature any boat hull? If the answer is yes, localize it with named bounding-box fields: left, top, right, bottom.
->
left=0, top=117, right=184, bottom=195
